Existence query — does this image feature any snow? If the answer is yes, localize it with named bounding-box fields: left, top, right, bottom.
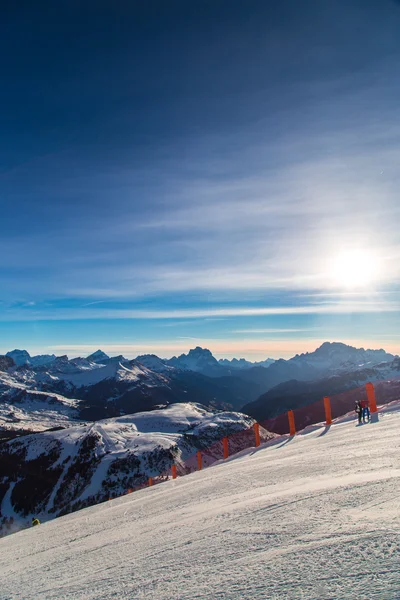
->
left=292, top=342, right=396, bottom=374
left=119, top=402, right=247, bottom=433
left=1, top=483, right=17, bottom=517
left=6, top=349, right=31, bottom=366
left=0, top=403, right=255, bottom=529
left=136, top=354, right=175, bottom=373
left=0, top=404, right=72, bottom=433
left=0, top=371, right=81, bottom=431
left=1, top=402, right=399, bottom=599
left=46, top=360, right=152, bottom=387
left=219, top=357, right=275, bottom=369
left=86, top=350, right=110, bottom=363
left=6, top=349, right=56, bottom=367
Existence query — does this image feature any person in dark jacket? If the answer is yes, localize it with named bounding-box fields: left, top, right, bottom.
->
left=355, top=400, right=362, bottom=424
left=361, top=399, right=370, bottom=423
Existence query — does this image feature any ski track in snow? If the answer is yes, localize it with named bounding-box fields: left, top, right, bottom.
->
left=0, top=404, right=399, bottom=599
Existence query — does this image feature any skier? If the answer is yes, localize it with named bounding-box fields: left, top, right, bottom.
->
left=31, top=517, right=40, bottom=527
left=361, top=399, right=370, bottom=423
left=355, top=400, right=362, bottom=424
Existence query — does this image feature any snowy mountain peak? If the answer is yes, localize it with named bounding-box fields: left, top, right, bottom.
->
left=30, top=354, right=57, bottom=367
left=6, top=349, right=31, bottom=366
left=168, top=347, right=221, bottom=374
left=313, top=341, right=362, bottom=357
left=5, top=349, right=56, bottom=367
left=303, top=341, right=396, bottom=367
left=188, top=346, right=214, bottom=358
left=136, top=354, right=173, bottom=373
left=86, top=350, right=110, bottom=363
left=219, top=357, right=275, bottom=369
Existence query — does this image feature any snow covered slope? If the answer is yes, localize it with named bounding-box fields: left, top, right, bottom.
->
left=0, top=371, right=81, bottom=433
left=0, top=403, right=261, bottom=531
left=1, top=402, right=399, bottom=599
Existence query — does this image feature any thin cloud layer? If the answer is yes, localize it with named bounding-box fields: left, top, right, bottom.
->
left=1, top=0, right=400, bottom=356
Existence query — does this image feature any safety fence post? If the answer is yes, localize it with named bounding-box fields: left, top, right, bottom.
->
left=222, top=437, right=229, bottom=459
left=253, top=422, right=260, bottom=447
left=366, top=382, right=377, bottom=413
left=288, top=410, right=296, bottom=436
left=197, top=450, right=202, bottom=471
left=324, top=396, right=332, bottom=425
left=135, top=381, right=384, bottom=496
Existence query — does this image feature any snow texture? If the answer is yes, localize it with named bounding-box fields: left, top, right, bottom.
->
left=0, top=402, right=399, bottom=599
left=0, top=403, right=258, bottom=528
left=0, top=371, right=81, bottom=432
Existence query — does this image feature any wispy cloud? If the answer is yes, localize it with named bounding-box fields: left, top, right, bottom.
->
left=2, top=123, right=400, bottom=305
left=232, top=328, right=318, bottom=334
left=0, top=300, right=398, bottom=322
left=81, top=300, right=105, bottom=307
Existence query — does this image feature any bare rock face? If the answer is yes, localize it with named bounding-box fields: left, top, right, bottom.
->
left=0, top=356, right=14, bottom=372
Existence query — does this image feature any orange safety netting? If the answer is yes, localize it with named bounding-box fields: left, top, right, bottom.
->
left=112, top=380, right=392, bottom=498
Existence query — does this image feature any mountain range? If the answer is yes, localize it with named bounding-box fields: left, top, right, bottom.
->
left=168, top=346, right=275, bottom=376
left=0, top=352, right=262, bottom=437
left=1, top=340, right=400, bottom=537
left=0, top=342, right=398, bottom=437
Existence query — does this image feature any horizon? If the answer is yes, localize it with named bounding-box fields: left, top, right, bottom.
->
left=1, top=1, right=400, bottom=358
left=2, top=339, right=398, bottom=363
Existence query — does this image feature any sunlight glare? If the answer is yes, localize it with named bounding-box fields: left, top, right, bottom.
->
left=330, top=249, right=379, bottom=288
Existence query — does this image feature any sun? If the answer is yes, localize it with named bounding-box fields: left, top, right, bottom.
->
left=330, top=249, right=379, bottom=288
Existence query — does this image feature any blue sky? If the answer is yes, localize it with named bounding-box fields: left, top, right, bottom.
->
left=1, top=0, right=400, bottom=359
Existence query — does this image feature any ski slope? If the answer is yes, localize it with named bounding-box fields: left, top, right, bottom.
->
left=1, top=403, right=399, bottom=600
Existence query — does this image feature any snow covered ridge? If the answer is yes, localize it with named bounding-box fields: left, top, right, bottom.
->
left=219, top=356, right=275, bottom=369
left=166, top=342, right=396, bottom=377
left=0, top=357, right=255, bottom=434
left=1, top=402, right=399, bottom=599
left=6, top=349, right=57, bottom=367
left=3, top=341, right=396, bottom=382
left=0, top=371, right=82, bottom=435
left=0, top=403, right=275, bottom=537
left=1, top=342, right=399, bottom=437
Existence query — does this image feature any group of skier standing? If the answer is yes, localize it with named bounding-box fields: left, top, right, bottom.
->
left=355, top=398, right=370, bottom=424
